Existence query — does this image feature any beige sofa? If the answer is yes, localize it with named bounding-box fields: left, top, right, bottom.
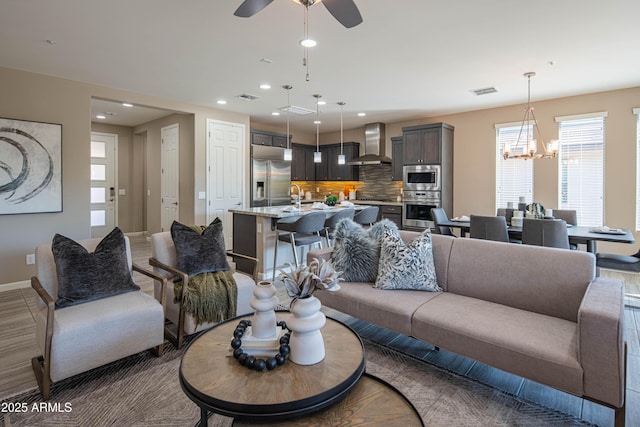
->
left=308, top=231, right=626, bottom=425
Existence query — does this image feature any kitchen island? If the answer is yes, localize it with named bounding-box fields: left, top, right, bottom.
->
left=230, top=204, right=367, bottom=280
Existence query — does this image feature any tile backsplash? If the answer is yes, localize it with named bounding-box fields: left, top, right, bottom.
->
left=293, top=164, right=403, bottom=201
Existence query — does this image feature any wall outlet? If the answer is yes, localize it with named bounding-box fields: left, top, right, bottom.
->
left=26, top=254, right=35, bottom=265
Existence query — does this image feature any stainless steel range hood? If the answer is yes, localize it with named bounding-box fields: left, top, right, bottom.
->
left=348, top=122, right=392, bottom=165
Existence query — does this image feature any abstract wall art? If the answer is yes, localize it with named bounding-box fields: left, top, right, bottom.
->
left=0, top=117, right=62, bottom=214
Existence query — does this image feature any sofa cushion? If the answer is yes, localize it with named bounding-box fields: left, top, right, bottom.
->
left=52, top=227, right=139, bottom=309
left=375, top=227, right=441, bottom=292
left=171, top=218, right=230, bottom=276
left=445, top=237, right=595, bottom=322
left=316, top=281, right=442, bottom=336
left=412, top=292, right=584, bottom=397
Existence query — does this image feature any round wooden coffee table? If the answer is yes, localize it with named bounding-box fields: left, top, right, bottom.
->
left=233, top=373, right=424, bottom=426
left=180, top=312, right=365, bottom=425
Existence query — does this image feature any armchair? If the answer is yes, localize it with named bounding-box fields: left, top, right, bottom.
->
left=149, top=231, right=257, bottom=349
left=31, top=233, right=166, bottom=400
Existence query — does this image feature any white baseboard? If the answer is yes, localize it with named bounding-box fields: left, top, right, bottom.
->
left=0, top=280, right=30, bottom=293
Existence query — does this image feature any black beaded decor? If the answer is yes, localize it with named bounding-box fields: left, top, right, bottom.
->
left=230, top=319, right=290, bottom=371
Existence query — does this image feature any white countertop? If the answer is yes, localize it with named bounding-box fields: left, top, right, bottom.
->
left=230, top=204, right=366, bottom=218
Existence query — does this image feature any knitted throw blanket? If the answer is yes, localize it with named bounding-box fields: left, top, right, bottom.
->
left=174, top=270, right=238, bottom=326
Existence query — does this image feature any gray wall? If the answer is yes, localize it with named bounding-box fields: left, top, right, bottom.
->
left=0, top=67, right=250, bottom=285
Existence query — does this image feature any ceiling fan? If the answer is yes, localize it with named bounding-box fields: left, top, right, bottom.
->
left=234, top=0, right=363, bottom=28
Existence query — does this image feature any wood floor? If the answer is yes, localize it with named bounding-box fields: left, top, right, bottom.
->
left=1, top=235, right=639, bottom=426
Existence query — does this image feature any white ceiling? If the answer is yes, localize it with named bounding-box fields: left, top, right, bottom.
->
left=1, top=0, right=639, bottom=132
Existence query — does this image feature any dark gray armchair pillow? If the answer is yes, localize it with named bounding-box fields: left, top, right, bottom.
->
left=170, top=218, right=230, bottom=276
left=53, top=227, right=139, bottom=309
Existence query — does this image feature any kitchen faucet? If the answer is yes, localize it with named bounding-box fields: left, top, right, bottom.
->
left=290, top=183, right=302, bottom=210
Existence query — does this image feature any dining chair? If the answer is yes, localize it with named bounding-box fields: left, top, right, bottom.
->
left=551, top=209, right=578, bottom=249
left=552, top=209, right=577, bottom=225
left=469, top=215, right=509, bottom=242
left=431, top=208, right=455, bottom=236
left=522, top=218, right=570, bottom=249
left=596, top=248, right=640, bottom=274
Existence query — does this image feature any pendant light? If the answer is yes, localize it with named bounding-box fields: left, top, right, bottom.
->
left=313, top=94, right=322, bottom=163
left=337, top=101, right=346, bottom=164
left=283, top=85, right=293, bottom=161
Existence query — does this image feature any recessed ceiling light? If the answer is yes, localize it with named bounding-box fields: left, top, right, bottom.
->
left=300, top=39, right=317, bottom=48
left=314, top=120, right=321, bottom=124
left=96, top=115, right=106, bottom=120
left=317, top=100, right=326, bottom=106
left=259, top=83, right=271, bottom=90
left=45, top=39, right=56, bottom=45
left=217, top=99, right=227, bottom=105
left=122, top=103, right=133, bottom=107
left=357, top=112, right=366, bottom=117
left=260, top=58, right=273, bottom=64
left=272, top=111, right=280, bottom=116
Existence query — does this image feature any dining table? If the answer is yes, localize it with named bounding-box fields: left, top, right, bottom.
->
left=437, top=219, right=635, bottom=254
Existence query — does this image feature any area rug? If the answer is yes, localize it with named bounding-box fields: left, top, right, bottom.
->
left=0, top=338, right=588, bottom=427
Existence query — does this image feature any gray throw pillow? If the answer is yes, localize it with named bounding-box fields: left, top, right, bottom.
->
left=171, top=218, right=230, bottom=276
left=53, top=227, right=139, bottom=309
left=331, top=218, right=380, bottom=282
left=375, top=225, right=441, bottom=291
left=331, top=218, right=400, bottom=283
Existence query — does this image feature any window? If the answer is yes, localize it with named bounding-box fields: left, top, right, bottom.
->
left=496, top=123, right=534, bottom=211
left=635, top=108, right=640, bottom=230
left=556, top=112, right=607, bottom=227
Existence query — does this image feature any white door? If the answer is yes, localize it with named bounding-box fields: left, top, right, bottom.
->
left=161, top=124, right=179, bottom=232
left=90, top=132, right=117, bottom=238
left=207, top=120, right=245, bottom=248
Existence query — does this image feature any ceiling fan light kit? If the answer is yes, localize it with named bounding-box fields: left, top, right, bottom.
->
left=234, top=0, right=362, bottom=28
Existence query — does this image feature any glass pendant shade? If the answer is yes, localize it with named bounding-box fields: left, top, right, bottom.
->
left=283, top=148, right=293, bottom=161
left=338, top=154, right=346, bottom=164
left=314, top=151, right=322, bottom=163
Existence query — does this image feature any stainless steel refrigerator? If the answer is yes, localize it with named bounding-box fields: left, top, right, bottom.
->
left=251, top=145, right=291, bottom=207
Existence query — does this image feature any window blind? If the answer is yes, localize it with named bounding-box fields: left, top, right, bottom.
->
left=496, top=124, right=533, bottom=211
left=557, top=116, right=605, bottom=227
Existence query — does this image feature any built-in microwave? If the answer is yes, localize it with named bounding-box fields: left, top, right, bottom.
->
left=403, top=165, right=440, bottom=191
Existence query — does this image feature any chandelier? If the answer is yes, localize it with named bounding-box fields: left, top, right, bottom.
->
left=503, top=72, right=558, bottom=160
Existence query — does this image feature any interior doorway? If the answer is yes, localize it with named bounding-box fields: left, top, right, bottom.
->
left=207, top=119, right=246, bottom=249
left=161, top=123, right=180, bottom=232
left=90, top=132, right=117, bottom=238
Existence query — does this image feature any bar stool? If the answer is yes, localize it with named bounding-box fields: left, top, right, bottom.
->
left=353, top=206, right=379, bottom=227
left=272, top=211, right=325, bottom=280
left=320, top=208, right=355, bottom=247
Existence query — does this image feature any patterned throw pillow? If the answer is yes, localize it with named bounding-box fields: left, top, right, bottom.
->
left=374, top=225, right=441, bottom=291
left=53, top=227, right=140, bottom=309
left=171, top=218, right=230, bottom=276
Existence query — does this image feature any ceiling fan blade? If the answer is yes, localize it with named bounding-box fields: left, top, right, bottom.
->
left=234, top=0, right=274, bottom=18
left=321, top=0, right=363, bottom=28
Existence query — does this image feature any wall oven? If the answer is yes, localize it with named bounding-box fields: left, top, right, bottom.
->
left=403, top=190, right=440, bottom=230
left=403, top=165, right=440, bottom=191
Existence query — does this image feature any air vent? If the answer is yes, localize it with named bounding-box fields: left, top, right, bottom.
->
left=471, top=86, right=498, bottom=96
left=278, top=105, right=315, bottom=115
left=236, top=93, right=260, bottom=101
